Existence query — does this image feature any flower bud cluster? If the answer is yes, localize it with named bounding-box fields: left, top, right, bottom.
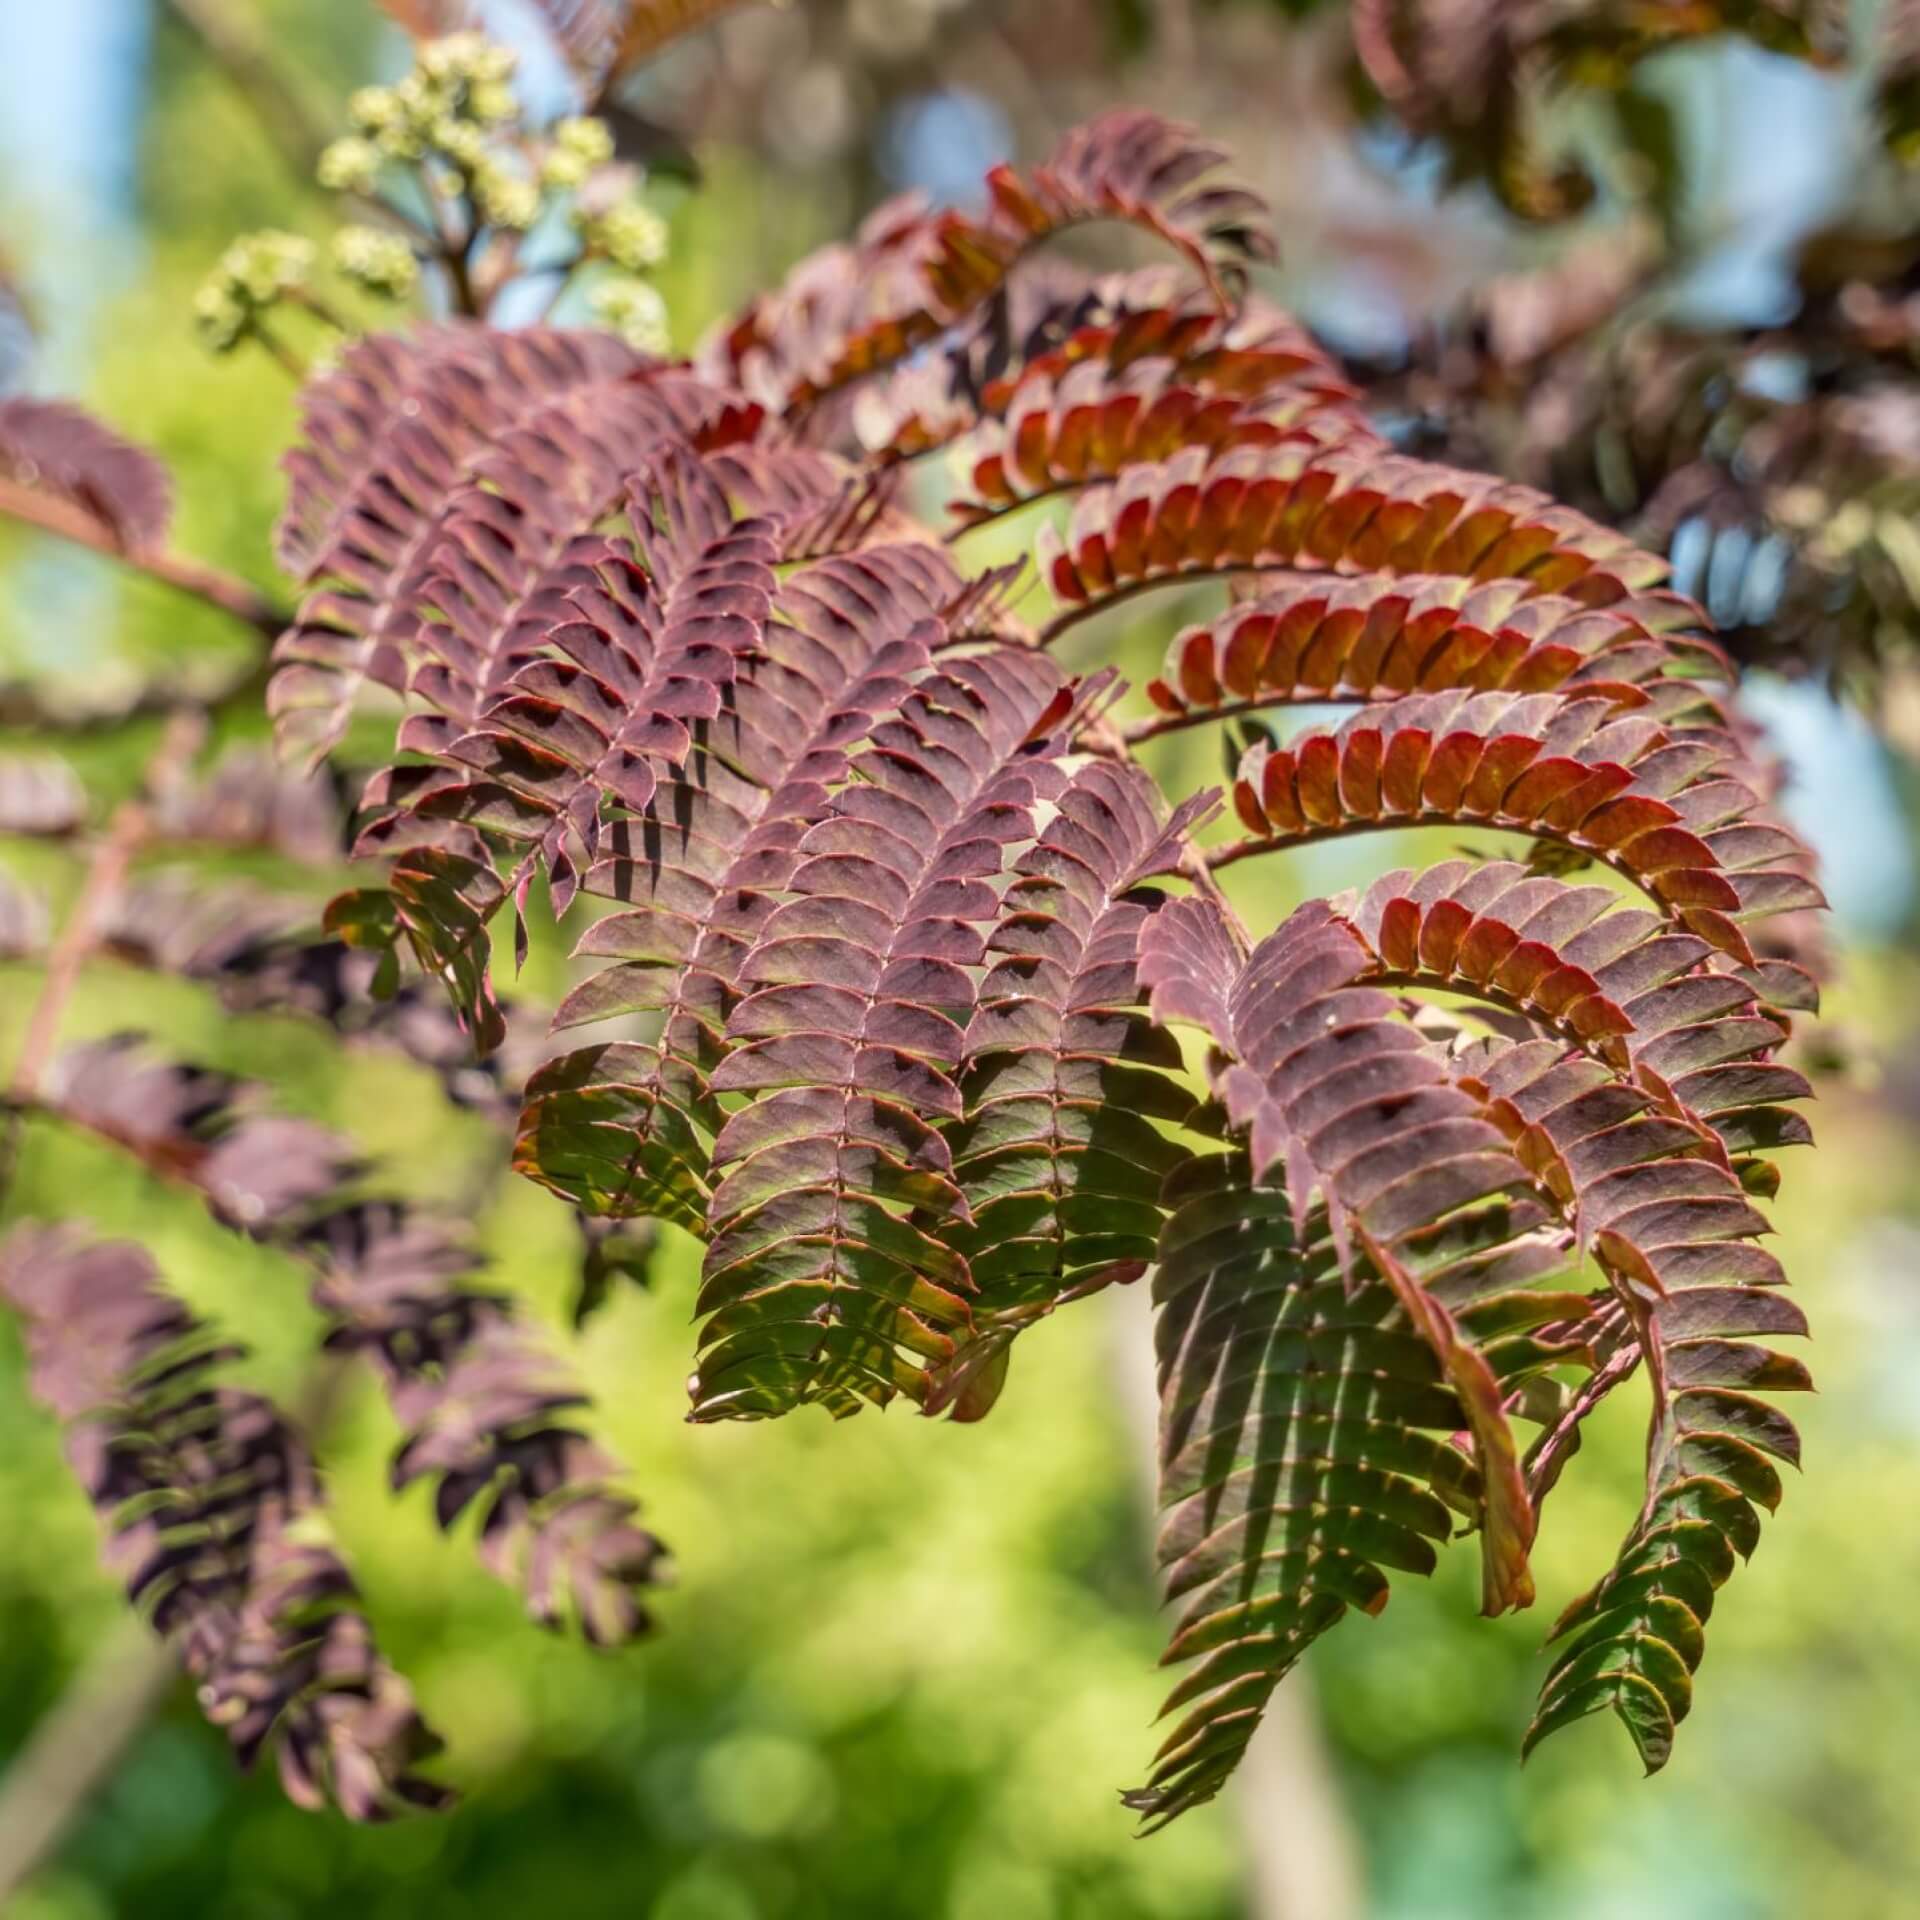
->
left=193, top=230, right=314, bottom=353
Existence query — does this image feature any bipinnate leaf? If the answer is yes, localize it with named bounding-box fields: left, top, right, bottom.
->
left=1462, top=1034, right=1812, bottom=1772
left=950, top=295, right=1365, bottom=527
left=1225, top=689, right=1824, bottom=969
left=428, top=439, right=781, bottom=917
left=32, top=1039, right=663, bottom=1646
left=1120, top=1151, right=1499, bottom=1827
left=260, top=111, right=1830, bottom=1832
left=1037, top=443, right=1669, bottom=641
left=1143, top=574, right=1730, bottom=723
left=1138, top=895, right=1539, bottom=1619
left=0, top=1226, right=448, bottom=1819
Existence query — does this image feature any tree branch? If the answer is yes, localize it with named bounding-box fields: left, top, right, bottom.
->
left=157, top=0, right=333, bottom=182
left=1, top=709, right=209, bottom=1194
left=0, top=1621, right=181, bottom=1904
left=0, top=476, right=286, bottom=638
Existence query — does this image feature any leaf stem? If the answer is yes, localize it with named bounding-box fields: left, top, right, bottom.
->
left=0, top=476, right=287, bottom=638
left=0, top=710, right=207, bottom=1197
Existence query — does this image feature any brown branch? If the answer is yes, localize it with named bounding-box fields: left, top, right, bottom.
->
left=0, top=476, right=285, bottom=638
left=0, top=1620, right=180, bottom=1903
left=2, top=710, right=209, bottom=1192
left=1202, top=810, right=1697, bottom=928
left=0, top=1355, right=351, bottom=1903
left=1180, top=842, right=1252, bottom=952
left=158, top=0, right=333, bottom=182
left=1126, top=692, right=1338, bottom=745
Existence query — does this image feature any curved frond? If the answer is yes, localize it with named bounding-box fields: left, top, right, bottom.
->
left=1143, top=574, right=1729, bottom=724
left=950, top=297, right=1365, bottom=525
left=1038, top=445, right=1667, bottom=641
left=1465, top=1033, right=1812, bottom=1772
left=269, top=327, right=669, bottom=767
left=400, top=371, right=762, bottom=731
left=1127, top=859, right=1816, bottom=1812
left=416, top=442, right=781, bottom=917
left=1124, top=1151, right=1514, bottom=1826
left=30, top=1039, right=661, bottom=1643
left=927, top=767, right=1219, bottom=1419
left=302, top=1205, right=667, bottom=1646
left=1223, top=691, right=1825, bottom=969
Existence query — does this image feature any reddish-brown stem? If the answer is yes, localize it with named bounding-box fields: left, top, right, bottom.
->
left=1039, top=565, right=1299, bottom=648
left=250, top=321, right=309, bottom=383
left=0, top=476, right=286, bottom=637
left=1126, top=692, right=1343, bottom=744
left=158, top=0, right=331, bottom=181
left=1524, top=1333, right=1640, bottom=1508
left=6, top=711, right=207, bottom=1105
left=1204, top=811, right=1696, bottom=933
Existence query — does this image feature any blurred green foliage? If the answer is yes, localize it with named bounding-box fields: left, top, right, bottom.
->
left=3, top=6, right=1920, bottom=1918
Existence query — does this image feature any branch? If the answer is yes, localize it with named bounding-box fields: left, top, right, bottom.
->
left=0, top=1620, right=179, bottom=1903
left=1, top=710, right=208, bottom=1192
left=0, top=1353, right=357, bottom=1900
left=0, top=475, right=286, bottom=638
left=1203, top=813, right=1687, bottom=925
left=1126, top=692, right=1335, bottom=745
left=158, top=0, right=332, bottom=182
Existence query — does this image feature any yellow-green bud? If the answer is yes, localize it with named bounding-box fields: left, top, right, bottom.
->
left=477, top=166, right=540, bottom=232
left=555, top=116, right=615, bottom=168
left=542, top=146, right=591, bottom=191
left=591, top=276, right=670, bottom=354
left=420, top=31, right=491, bottom=83
left=223, top=229, right=314, bottom=304
left=317, top=135, right=382, bottom=195
left=429, top=116, right=488, bottom=170
left=581, top=202, right=669, bottom=273
left=348, top=85, right=402, bottom=136
left=193, top=281, right=247, bottom=353
left=332, top=225, right=419, bottom=298
left=469, top=78, right=519, bottom=125
left=472, top=41, right=518, bottom=86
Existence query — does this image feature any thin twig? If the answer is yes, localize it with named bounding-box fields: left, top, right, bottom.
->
left=0, top=1620, right=181, bottom=1903
left=1180, top=843, right=1252, bottom=950
left=1125, top=692, right=1334, bottom=745
left=0, top=476, right=286, bottom=638
left=158, top=0, right=333, bottom=181
left=0, top=1355, right=352, bottom=1905
left=249, top=321, right=310, bottom=384
left=1, top=710, right=209, bottom=1193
